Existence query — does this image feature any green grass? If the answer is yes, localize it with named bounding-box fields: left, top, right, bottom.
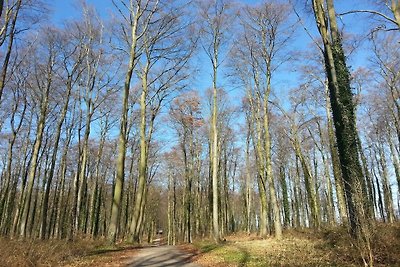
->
left=193, top=239, right=260, bottom=266
left=194, top=240, right=222, bottom=253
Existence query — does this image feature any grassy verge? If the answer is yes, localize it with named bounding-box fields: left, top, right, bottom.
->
left=188, top=223, right=400, bottom=267
left=0, top=237, right=140, bottom=267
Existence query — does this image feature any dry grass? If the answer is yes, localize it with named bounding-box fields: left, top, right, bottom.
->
left=1, top=223, right=398, bottom=266
left=188, top=223, right=400, bottom=267
left=0, top=237, right=141, bottom=267
left=0, top=237, right=106, bottom=267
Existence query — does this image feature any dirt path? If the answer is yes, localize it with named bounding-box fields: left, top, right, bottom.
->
left=125, top=245, right=199, bottom=267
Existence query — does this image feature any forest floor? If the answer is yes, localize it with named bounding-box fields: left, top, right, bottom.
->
left=183, top=223, right=400, bottom=267
left=0, top=223, right=399, bottom=266
left=0, top=237, right=140, bottom=267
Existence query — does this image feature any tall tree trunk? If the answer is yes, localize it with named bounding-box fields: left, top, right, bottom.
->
left=292, top=158, right=301, bottom=228
left=312, top=0, right=373, bottom=264
left=248, top=89, right=268, bottom=237
left=315, top=120, right=335, bottom=225
left=0, top=94, right=26, bottom=234
left=293, top=136, right=320, bottom=229
left=263, top=101, right=282, bottom=238
left=40, top=81, right=72, bottom=239
left=211, top=40, right=221, bottom=243
left=76, top=106, right=92, bottom=232
left=167, top=171, right=174, bottom=245
left=375, top=144, right=395, bottom=223
left=11, top=112, right=33, bottom=237
left=0, top=0, right=21, bottom=105
left=279, top=166, right=290, bottom=228
left=324, top=85, right=347, bottom=224
left=89, top=118, right=107, bottom=237
left=129, top=64, right=149, bottom=243
left=19, top=55, right=53, bottom=238
left=108, top=3, right=140, bottom=243
left=245, top=125, right=252, bottom=234
left=388, top=133, right=400, bottom=196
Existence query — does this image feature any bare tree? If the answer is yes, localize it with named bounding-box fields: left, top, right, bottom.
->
left=169, top=91, right=202, bottom=243
left=19, top=29, right=57, bottom=238
left=229, top=0, right=294, bottom=239
left=338, top=0, right=400, bottom=30
left=0, top=0, right=22, bottom=107
left=197, top=0, right=234, bottom=243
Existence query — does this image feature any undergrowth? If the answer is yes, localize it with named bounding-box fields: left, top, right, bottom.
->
left=0, top=238, right=108, bottom=267
left=0, top=223, right=398, bottom=266
left=189, top=223, right=400, bottom=267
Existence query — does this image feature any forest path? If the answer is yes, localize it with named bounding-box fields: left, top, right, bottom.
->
left=125, top=245, right=199, bottom=267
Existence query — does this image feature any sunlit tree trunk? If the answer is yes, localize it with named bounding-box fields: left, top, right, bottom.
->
left=279, top=166, right=290, bottom=228
left=388, top=136, right=400, bottom=195
left=0, top=92, right=26, bottom=235
left=245, top=122, right=252, bottom=234
left=293, top=135, right=320, bottom=229
left=210, top=36, right=221, bottom=243
left=312, top=0, right=373, bottom=264
left=314, top=120, right=335, bottom=225
left=20, top=50, right=54, bottom=238
left=0, top=0, right=22, bottom=106
left=40, top=77, right=73, bottom=239
left=253, top=109, right=268, bottom=237
left=263, top=90, right=282, bottom=239
left=129, top=61, right=150, bottom=243
left=324, top=86, right=347, bottom=224
left=375, top=144, right=395, bottom=223
left=108, top=2, right=140, bottom=243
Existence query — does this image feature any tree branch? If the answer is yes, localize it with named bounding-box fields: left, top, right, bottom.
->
left=338, top=10, right=399, bottom=28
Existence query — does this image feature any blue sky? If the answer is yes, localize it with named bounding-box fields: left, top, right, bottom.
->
left=47, top=0, right=380, bottom=132
left=47, top=0, right=379, bottom=140
left=50, top=0, right=110, bottom=23
left=46, top=0, right=381, bottom=125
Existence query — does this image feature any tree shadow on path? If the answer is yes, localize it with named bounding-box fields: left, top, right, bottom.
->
left=126, top=246, right=199, bottom=267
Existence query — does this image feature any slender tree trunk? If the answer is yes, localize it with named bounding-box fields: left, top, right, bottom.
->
left=40, top=82, right=71, bottom=239
left=19, top=56, right=53, bottom=238
left=0, top=96, right=26, bottom=234
left=211, top=41, right=221, bottom=243
left=293, top=133, right=320, bottom=229
left=388, top=135, right=400, bottom=196
left=76, top=114, right=91, bottom=232
left=108, top=3, right=139, bottom=243
left=314, top=120, right=335, bottom=225
left=280, top=166, right=290, bottom=228
left=324, top=85, right=347, bottom=224
left=375, top=144, right=395, bottom=223
left=12, top=113, right=33, bottom=237
left=264, top=107, right=282, bottom=238
left=167, top=171, right=174, bottom=245
left=322, top=151, right=335, bottom=225
left=0, top=0, right=21, bottom=105
left=245, top=125, right=252, bottom=234
left=248, top=90, right=268, bottom=237
left=129, top=64, right=149, bottom=243
left=88, top=118, right=107, bottom=237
